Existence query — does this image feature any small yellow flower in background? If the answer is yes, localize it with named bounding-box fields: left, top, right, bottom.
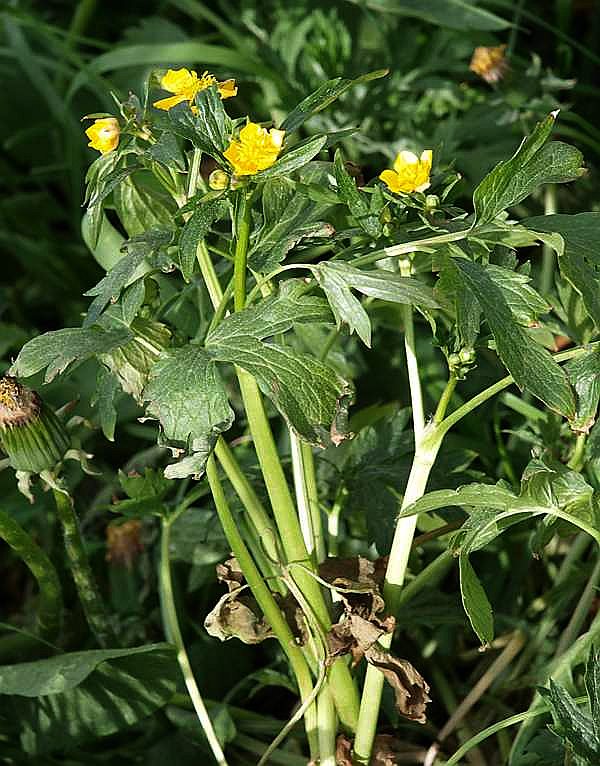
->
left=153, top=68, right=237, bottom=111
left=224, top=122, right=285, bottom=176
left=470, top=45, right=508, bottom=84
left=380, top=150, right=433, bottom=194
left=85, top=117, right=120, bottom=154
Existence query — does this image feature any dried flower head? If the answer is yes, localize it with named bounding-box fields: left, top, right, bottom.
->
left=470, top=44, right=508, bottom=84
left=0, top=377, right=70, bottom=473
left=106, top=520, right=144, bottom=568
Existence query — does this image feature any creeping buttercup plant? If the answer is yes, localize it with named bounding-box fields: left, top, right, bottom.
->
left=4, top=57, right=600, bottom=766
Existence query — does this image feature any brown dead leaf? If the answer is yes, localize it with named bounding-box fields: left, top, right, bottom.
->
left=335, top=734, right=353, bottom=766
left=216, top=556, right=245, bottom=591
left=205, top=559, right=273, bottom=644
left=365, top=646, right=431, bottom=724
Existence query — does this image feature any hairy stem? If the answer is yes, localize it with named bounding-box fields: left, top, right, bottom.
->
left=52, top=489, right=115, bottom=648
left=160, top=516, right=229, bottom=766
left=0, top=508, right=62, bottom=641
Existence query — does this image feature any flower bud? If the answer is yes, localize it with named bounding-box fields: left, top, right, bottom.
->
left=208, top=169, right=230, bottom=191
left=0, top=377, right=70, bottom=473
left=459, top=348, right=475, bottom=363
left=425, top=194, right=439, bottom=210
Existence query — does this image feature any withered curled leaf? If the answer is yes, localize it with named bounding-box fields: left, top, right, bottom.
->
left=364, top=646, right=431, bottom=724
left=204, top=587, right=274, bottom=644
left=205, top=557, right=273, bottom=644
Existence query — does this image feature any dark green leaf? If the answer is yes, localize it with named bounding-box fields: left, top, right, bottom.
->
left=473, top=113, right=584, bottom=225
left=280, top=70, right=388, bottom=133
left=113, top=175, right=174, bottom=237
left=362, top=0, right=509, bottom=30
left=194, top=85, right=233, bottom=154
left=314, top=260, right=372, bottom=346
left=8, top=645, right=177, bottom=754
left=566, top=349, right=600, bottom=432
left=459, top=555, right=494, bottom=645
left=249, top=178, right=333, bottom=272
left=320, top=262, right=440, bottom=307
left=0, top=643, right=172, bottom=696
left=84, top=229, right=173, bottom=327
left=453, top=258, right=575, bottom=418
left=543, top=679, right=600, bottom=761
left=92, top=367, right=120, bottom=441
left=253, top=135, right=327, bottom=181
left=146, top=131, right=185, bottom=170
left=211, top=337, right=353, bottom=447
left=179, top=198, right=226, bottom=281
left=206, top=280, right=331, bottom=346
left=585, top=648, right=600, bottom=740
left=487, top=265, right=549, bottom=327
left=334, top=150, right=382, bottom=238
left=11, top=326, right=132, bottom=382
left=525, top=214, right=600, bottom=329
left=143, top=343, right=234, bottom=457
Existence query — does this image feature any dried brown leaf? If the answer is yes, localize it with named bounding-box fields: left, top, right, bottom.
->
left=364, top=647, right=431, bottom=724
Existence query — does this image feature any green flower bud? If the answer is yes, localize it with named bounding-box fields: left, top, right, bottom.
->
left=459, top=348, right=475, bottom=363
left=447, top=353, right=461, bottom=367
left=208, top=169, right=230, bottom=191
left=0, top=377, right=70, bottom=473
left=425, top=194, right=439, bottom=210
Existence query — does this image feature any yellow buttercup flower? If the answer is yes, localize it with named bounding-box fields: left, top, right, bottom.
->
left=379, top=150, right=433, bottom=194
left=85, top=117, right=120, bottom=154
left=153, top=68, right=237, bottom=111
left=223, top=122, right=285, bottom=176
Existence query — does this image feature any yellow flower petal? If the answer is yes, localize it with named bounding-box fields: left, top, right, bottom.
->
left=160, top=68, right=197, bottom=94
left=154, top=68, right=238, bottom=110
left=383, top=149, right=433, bottom=194
left=224, top=122, right=285, bottom=176
left=85, top=117, right=120, bottom=154
left=218, top=79, right=238, bottom=99
left=153, top=93, right=189, bottom=111
left=379, top=169, right=402, bottom=194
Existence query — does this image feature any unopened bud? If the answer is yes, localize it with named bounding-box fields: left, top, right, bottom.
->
left=208, top=169, right=230, bottom=191
left=0, top=377, right=70, bottom=473
left=425, top=194, right=439, bottom=210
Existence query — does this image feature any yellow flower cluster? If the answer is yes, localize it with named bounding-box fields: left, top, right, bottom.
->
left=153, top=68, right=237, bottom=111
left=379, top=150, right=433, bottom=194
left=85, top=117, right=120, bottom=154
left=83, top=65, right=433, bottom=191
left=224, top=123, right=285, bottom=176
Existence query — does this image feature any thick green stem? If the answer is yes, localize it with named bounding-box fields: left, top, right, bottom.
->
left=434, top=375, right=458, bottom=424
left=214, top=437, right=280, bottom=566
left=290, top=430, right=317, bottom=563
left=0, top=508, right=62, bottom=641
left=52, top=489, right=115, bottom=648
left=160, top=517, right=228, bottom=766
left=540, top=184, right=557, bottom=296
left=354, top=285, right=439, bottom=763
left=233, top=190, right=252, bottom=312
left=302, top=441, right=326, bottom=564
left=317, top=685, right=337, bottom=766
left=567, top=432, right=587, bottom=472
left=205, top=456, right=319, bottom=759
left=230, top=205, right=359, bottom=730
